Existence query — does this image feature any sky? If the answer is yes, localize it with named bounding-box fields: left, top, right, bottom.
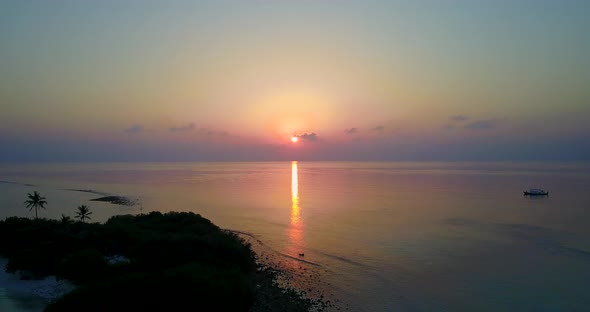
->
left=1, top=0, right=589, bottom=161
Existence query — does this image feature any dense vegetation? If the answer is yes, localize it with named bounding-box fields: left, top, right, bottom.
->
left=0, top=212, right=257, bottom=311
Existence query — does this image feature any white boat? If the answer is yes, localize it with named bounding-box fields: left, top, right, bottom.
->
left=523, top=189, right=548, bottom=196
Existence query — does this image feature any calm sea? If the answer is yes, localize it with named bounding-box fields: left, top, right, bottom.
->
left=1, top=162, right=590, bottom=311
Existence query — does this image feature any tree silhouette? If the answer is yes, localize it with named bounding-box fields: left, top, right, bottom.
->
left=24, top=191, right=47, bottom=219
left=60, top=214, right=73, bottom=224
left=76, top=205, right=92, bottom=222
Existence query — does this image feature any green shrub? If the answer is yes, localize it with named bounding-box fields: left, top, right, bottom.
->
left=57, top=248, right=108, bottom=284
left=1, top=212, right=259, bottom=311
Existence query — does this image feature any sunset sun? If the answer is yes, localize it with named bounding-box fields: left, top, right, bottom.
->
left=291, top=136, right=298, bottom=143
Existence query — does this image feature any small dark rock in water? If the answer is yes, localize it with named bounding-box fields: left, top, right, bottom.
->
left=90, top=195, right=137, bottom=206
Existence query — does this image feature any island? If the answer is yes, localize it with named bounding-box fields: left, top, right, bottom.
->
left=0, top=212, right=319, bottom=311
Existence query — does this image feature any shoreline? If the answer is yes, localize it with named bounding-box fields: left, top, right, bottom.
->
left=0, top=258, right=76, bottom=301
left=0, top=258, right=75, bottom=311
left=0, top=251, right=329, bottom=312
left=234, top=231, right=337, bottom=311
left=0, top=213, right=327, bottom=311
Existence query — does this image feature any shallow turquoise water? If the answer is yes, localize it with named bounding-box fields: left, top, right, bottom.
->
left=1, top=162, right=590, bottom=311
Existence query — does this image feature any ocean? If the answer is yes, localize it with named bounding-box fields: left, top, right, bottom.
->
left=1, top=161, right=590, bottom=311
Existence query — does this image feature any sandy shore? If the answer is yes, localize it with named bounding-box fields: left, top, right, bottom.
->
left=0, top=258, right=75, bottom=310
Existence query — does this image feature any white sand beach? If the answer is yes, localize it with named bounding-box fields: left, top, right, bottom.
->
left=0, top=258, right=75, bottom=312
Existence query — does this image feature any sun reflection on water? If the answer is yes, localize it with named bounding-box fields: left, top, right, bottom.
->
left=291, top=161, right=300, bottom=225
left=289, top=161, right=303, bottom=252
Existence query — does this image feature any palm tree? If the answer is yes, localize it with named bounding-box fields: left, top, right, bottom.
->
left=24, top=191, right=47, bottom=219
left=75, top=205, right=92, bottom=222
left=60, top=214, right=73, bottom=225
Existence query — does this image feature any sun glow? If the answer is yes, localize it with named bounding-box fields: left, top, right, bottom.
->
left=291, top=136, right=298, bottom=143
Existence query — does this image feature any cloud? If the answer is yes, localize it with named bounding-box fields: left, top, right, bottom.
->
left=449, top=115, right=469, bottom=122
left=443, top=124, right=455, bottom=130
left=371, top=125, right=385, bottom=132
left=464, top=119, right=498, bottom=130
left=296, top=132, right=318, bottom=141
left=170, top=123, right=195, bottom=132
left=344, top=127, right=358, bottom=134
left=124, top=124, right=143, bottom=134
left=198, top=128, right=228, bottom=136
